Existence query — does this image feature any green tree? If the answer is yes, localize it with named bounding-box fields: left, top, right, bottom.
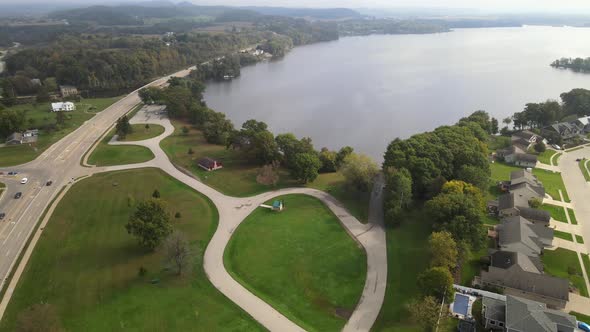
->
left=115, top=115, right=132, bottom=139
left=276, top=133, right=315, bottom=168
left=0, top=109, right=25, bottom=137
left=534, top=141, right=546, bottom=153
left=384, top=167, right=412, bottom=225
left=125, top=198, right=172, bottom=250
left=162, top=231, right=193, bottom=276
left=290, top=153, right=321, bottom=183
left=428, top=231, right=458, bottom=270
left=152, top=189, right=161, bottom=198
left=529, top=197, right=542, bottom=209
left=55, top=111, right=66, bottom=127
left=340, top=153, right=379, bottom=192
left=457, top=165, right=489, bottom=191
left=407, top=296, right=442, bottom=332
left=417, top=267, right=455, bottom=303
left=318, top=148, right=337, bottom=173
left=561, top=88, right=590, bottom=116
left=203, top=111, right=234, bottom=145
left=335, top=146, right=354, bottom=168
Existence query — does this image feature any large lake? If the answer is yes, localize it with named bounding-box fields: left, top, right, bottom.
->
left=204, top=26, right=590, bottom=161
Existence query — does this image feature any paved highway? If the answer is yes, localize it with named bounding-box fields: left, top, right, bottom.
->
left=0, top=66, right=195, bottom=292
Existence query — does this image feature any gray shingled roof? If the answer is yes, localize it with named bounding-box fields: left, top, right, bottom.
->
left=512, top=130, right=537, bottom=141
left=515, top=153, right=538, bottom=163
left=482, top=296, right=506, bottom=322
left=481, top=265, right=569, bottom=301
left=505, top=296, right=576, bottom=332
left=490, top=250, right=542, bottom=273
left=498, top=216, right=553, bottom=257
left=519, top=207, right=551, bottom=224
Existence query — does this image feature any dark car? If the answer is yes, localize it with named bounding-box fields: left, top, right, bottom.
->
left=7, top=171, right=17, bottom=175
left=14, top=192, right=22, bottom=199
left=0, top=213, right=5, bottom=220
left=46, top=181, right=53, bottom=186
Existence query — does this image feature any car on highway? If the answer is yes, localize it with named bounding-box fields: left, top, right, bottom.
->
left=0, top=213, right=5, bottom=220
left=46, top=180, right=53, bottom=186
left=7, top=171, right=17, bottom=175
left=20, top=178, right=28, bottom=184
left=14, top=192, right=22, bottom=199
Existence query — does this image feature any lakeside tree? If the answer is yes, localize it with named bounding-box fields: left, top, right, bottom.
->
left=126, top=198, right=172, bottom=250
left=116, top=115, right=132, bottom=139
left=383, top=167, right=412, bottom=225
left=561, top=88, right=590, bottom=117
left=428, top=231, right=458, bottom=270
left=228, top=120, right=278, bottom=164
left=340, top=153, right=379, bottom=192
left=417, top=267, right=455, bottom=303
left=162, top=231, right=193, bottom=276
left=407, top=296, right=442, bottom=332
left=275, top=133, right=315, bottom=168
left=202, top=112, right=234, bottom=145
left=290, top=152, right=321, bottom=183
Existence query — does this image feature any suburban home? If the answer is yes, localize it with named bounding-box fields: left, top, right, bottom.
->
left=496, top=216, right=553, bottom=258
left=518, top=207, right=551, bottom=225
left=51, top=102, right=75, bottom=112
left=481, top=295, right=577, bottom=331
left=541, top=122, right=583, bottom=141
left=574, top=116, right=590, bottom=133
left=198, top=157, right=223, bottom=171
left=513, top=153, right=537, bottom=168
left=495, top=146, right=537, bottom=168
left=5, top=132, right=23, bottom=145
left=59, top=85, right=78, bottom=98
left=495, top=170, right=545, bottom=218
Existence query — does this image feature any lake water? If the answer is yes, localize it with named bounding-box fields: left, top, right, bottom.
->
left=204, top=26, right=590, bottom=161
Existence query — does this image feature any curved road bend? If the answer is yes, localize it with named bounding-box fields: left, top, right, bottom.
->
left=95, top=107, right=388, bottom=331
left=0, top=66, right=195, bottom=304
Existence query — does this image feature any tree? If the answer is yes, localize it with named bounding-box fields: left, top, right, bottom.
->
left=115, top=115, right=132, bottom=139
left=456, top=165, right=489, bottom=191
left=256, top=161, right=280, bottom=186
left=290, top=153, right=321, bottom=183
left=417, top=267, right=455, bottom=303
left=335, top=146, right=353, bottom=168
left=152, top=189, right=160, bottom=198
left=529, top=197, right=542, bottom=209
left=0, top=109, right=25, bottom=138
left=561, top=88, right=590, bottom=116
left=125, top=199, right=172, bottom=250
left=55, top=111, right=65, bottom=127
left=16, top=303, right=63, bottom=332
left=340, top=153, right=379, bottom=192
left=384, top=167, right=412, bottom=225
left=276, top=133, right=315, bottom=168
left=491, top=117, right=499, bottom=134
left=428, top=231, right=458, bottom=270
left=162, top=231, right=193, bottom=276
left=35, top=87, right=50, bottom=103
left=534, top=141, right=546, bottom=153
left=318, top=148, right=337, bottom=173
left=407, top=296, right=441, bottom=332
left=202, top=111, right=234, bottom=145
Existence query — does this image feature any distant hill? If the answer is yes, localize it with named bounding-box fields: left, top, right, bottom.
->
left=241, top=7, right=362, bottom=19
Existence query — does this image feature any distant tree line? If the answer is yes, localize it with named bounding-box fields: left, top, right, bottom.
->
left=551, top=57, right=590, bottom=73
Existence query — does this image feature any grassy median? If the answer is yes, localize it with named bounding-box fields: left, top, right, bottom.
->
left=0, top=169, right=263, bottom=332
left=543, top=248, right=588, bottom=297
left=532, top=169, right=570, bottom=202
left=224, top=194, right=366, bottom=332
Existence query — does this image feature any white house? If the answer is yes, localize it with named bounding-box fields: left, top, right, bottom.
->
left=51, top=102, right=75, bottom=112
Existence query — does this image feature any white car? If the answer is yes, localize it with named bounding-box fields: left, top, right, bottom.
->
left=20, top=178, right=28, bottom=184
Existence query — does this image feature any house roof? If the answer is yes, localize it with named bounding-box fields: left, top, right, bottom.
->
left=490, top=250, right=542, bottom=273
left=518, top=207, right=551, bottom=224
left=510, top=170, right=545, bottom=197
left=198, top=157, right=219, bottom=168
left=546, top=122, right=582, bottom=135
left=515, top=153, right=538, bottom=163
left=576, top=117, right=590, bottom=126
left=498, top=216, right=553, bottom=257
left=512, top=130, right=537, bottom=141
left=481, top=265, right=569, bottom=301
left=6, top=132, right=22, bottom=142
left=505, top=296, right=576, bottom=332
left=482, top=296, right=506, bottom=322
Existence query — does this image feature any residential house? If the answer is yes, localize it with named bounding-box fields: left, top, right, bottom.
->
left=542, top=122, right=583, bottom=141
left=496, top=216, right=553, bottom=257
left=518, top=207, right=551, bottom=225
left=5, top=132, right=23, bottom=145
left=511, top=130, right=540, bottom=151
left=481, top=295, right=577, bottom=331
left=495, top=145, right=537, bottom=168
left=513, top=153, right=537, bottom=168
left=59, top=85, right=78, bottom=98
left=574, top=116, right=590, bottom=133
left=198, top=157, right=223, bottom=171
left=51, top=102, right=75, bottom=112
left=496, top=170, right=545, bottom=217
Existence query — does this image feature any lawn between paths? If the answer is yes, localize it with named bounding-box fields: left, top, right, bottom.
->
left=87, top=124, right=165, bottom=166
left=542, top=248, right=589, bottom=297
left=224, top=194, right=366, bottom=332
left=0, top=169, right=264, bottom=332
left=0, top=97, right=120, bottom=167
left=160, top=120, right=370, bottom=222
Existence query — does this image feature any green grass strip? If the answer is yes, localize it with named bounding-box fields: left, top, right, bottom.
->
left=576, top=235, right=585, bottom=244
left=571, top=311, right=590, bottom=324
left=580, top=159, right=590, bottom=182
left=554, top=230, right=574, bottom=242
left=541, top=204, right=568, bottom=223
left=569, top=209, right=579, bottom=225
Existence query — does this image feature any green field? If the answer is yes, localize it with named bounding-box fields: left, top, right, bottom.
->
left=224, top=194, right=366, bottom=332
left=569, top=209, right=579, bottom=225
left=490, top=162, right=521, bottom=183
left=540, top=204, right=568, bottom=223
left=532, top=169, right=570, bottom=202
left=373, top=208, right=432, bottom=332
left=542, top=248, right=589, bottom=297
left=576, top=235, right=585, bottom=244
left=538, top=150, right=560, bottom=165
left=120, top=124, right=166, bottom=142
left=307, top=172, right=369, bottom=223
left=554, top=230, right=574, bottom=242
left=0, top=98, right=120, bottom=167
left=87, top=127, right=155, bottom=167
left=571, top=311, right=590, bottom=324
left=580, top=159, right=590, bottom=182
left=0, top=169, right=263, bottom=332
left=161, top=120, right=300, bottom=197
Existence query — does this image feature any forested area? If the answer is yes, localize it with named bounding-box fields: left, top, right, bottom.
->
left=551, top=57, right=590, bottom=73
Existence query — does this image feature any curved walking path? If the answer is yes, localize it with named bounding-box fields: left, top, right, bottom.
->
left=87, top=106, right=387, bottom=331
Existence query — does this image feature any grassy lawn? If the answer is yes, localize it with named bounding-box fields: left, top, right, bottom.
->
left=576, top=235, right=585, bottom=244
left=580, top=159, right=590, bottom=182
left=120, top=124, right=165, bottom=141
left=161, top=120, right=300, bottom=197
left=87, top=128, right=155, bottom=167
left=0, top=169, right=262, bottom=332
left=583, top=255, right=590, bottom=288
left=554, top=230, right=574, bottom=242
left=538, top=150, right=560, bottom=165
left=540, top=204, right=568, bottom=223
left=571, top=311, right=590, bottom=324
left=542, top=248, right=589, bottom=297
left=224, top=194, right=366, bottom=332
left=554, top=153, right=562, bottom=166
left=0, top=97, right=120, bottom=167
left=490, top=162, right=521, bottom=183
left=307, top=172, right=369, bottom=223
left=460, top=241, right=488, bottom=286
left=373, top=208, right=432, bottom=332
left=532, top=169, right=570, bottom=202
left=569, top=209, right=579, bottom=225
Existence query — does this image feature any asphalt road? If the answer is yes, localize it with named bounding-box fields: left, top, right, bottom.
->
left=0, top=66, right=195, bottom=292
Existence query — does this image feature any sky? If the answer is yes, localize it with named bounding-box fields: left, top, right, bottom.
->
left=0, top=0, right=589, bottom=15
